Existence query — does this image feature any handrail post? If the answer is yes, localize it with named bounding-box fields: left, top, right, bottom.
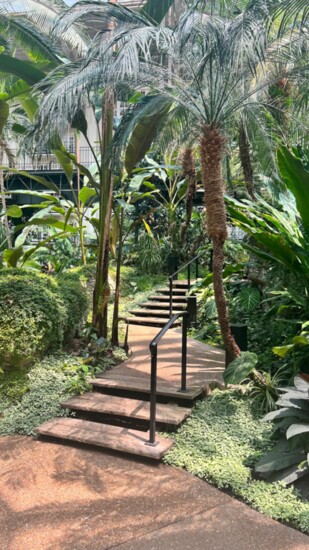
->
left=149, top=345, right=157, bottom=445
left=169, top=276, right=173, bottom=318
left=181, top=312, right=187, bottom=392
left=195, top=257, right=199, bottom=280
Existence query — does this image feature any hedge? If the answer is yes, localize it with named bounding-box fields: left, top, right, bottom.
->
left=0, top=268, right=88, bottom=369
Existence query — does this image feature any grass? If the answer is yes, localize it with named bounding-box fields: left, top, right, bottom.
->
left=163, top=389, right=309, bottom=534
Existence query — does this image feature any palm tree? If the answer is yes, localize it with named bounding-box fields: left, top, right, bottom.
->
left=29, top=0, right=181, bottom=338
left=86, top=2, right=306, bottom=359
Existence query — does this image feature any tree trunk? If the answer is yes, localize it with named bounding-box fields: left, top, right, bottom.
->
left=180, top=147, right=196, bottom=247
left=93, top=89, right=114, bottom=338
left=111, top=210, right=124, bottom=347
left=0, top=147, right=12, bottom=248
left=200, top=124, right=240, bottom=362
left=238, top=122, right=255, bottom=200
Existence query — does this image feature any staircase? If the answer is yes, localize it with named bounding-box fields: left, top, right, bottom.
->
left=36, top=256, right=204, bottom=460
left=37, top=374, right=204, bottom=460
left=125, top=279, right=196, bottom=328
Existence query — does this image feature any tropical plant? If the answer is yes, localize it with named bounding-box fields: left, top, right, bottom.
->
left=74, top=2, right=307, bottom=360
left=256, top=375, right=309, bottom=484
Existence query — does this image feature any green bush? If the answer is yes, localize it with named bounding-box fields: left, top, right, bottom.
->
left=0, top=268, right=88, bottom=369
left=164, top=390, right=309, bottom=533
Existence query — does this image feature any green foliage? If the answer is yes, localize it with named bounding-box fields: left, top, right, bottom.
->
left=0, top=268, right=88, bottom=369
left=256, top=376, right=309, bottom=483
left=223, top=352, right=258, bottom=385
left=164, top=390, right=309, bottom=533
left=137, top=232, right=163, bottom=274
left=0, top=354, right=86, bottom=435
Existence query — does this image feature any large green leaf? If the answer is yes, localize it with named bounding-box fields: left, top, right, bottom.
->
left=286, top=424, right=309, bottom=440
left=79, top=187, right=96, bottom=205
left=15, top=217, right=76, bottom=234
left=0, top=167, right=59, bottom=193
left=140, top=0, right=175, bottom=24
left=277, top=147, right=309, bottom=233
left=3, top=246, right=24, bottom=267
left=125, top=98, right=172, bottom=175
left=5, top=205, right=23, bottom=218
left=255, top=448, right=306, bottom=473
left=223, top=351, right=258, bottom=385
left=52, top=148, right=74, bottom=183
left=0, top=55, right=45, bottom=85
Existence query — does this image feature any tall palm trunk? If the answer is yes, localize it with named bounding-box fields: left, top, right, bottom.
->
left=180, top=147, right=196, bottom=247
left=0, top=146, right=12, bottom=248
left=111, top=210, right=124, bottom=347
left=200, top=124, right=240, bottom=362
left=238, top=122, right=255, bottom=200
left=93, top=88, right=114, bottom=338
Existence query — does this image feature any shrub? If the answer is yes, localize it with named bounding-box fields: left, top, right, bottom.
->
left=0, top=268, right=88, bottom=369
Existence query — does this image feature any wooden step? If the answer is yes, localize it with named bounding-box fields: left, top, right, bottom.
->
left=125, top=316, right=181, bottom=327
left=61, top=393, right=191, bottom=426
left=140, top=301, right=187, bottom=310
left=129, top=309, right=183, bottom=318
left=91, top=375, right=204, bottom=402
left=173, top=279, right=197, bottom=287
left=148, top=295, right=188, bottom=303
left=157, top=288, right=188, bottom=295
left=37, top=418, right=174, bottom=460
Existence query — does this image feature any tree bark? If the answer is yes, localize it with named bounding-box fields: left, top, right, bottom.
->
left=93, top=89, right=114, bottom=338
left=180, top=147, right=196, bottom=247
left=200, top=124, right=240, bottom=362
left=0, top=147, right=12, bottom=248
left=111, top=210, right=124, bottom=347
left=238, top=122, right=255, bottom=200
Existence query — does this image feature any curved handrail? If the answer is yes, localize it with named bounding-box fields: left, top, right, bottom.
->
left=147, top=311, right=188, bottom=445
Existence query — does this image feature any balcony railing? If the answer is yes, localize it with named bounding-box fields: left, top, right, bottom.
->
left=3, top=146, right=100, bottom=172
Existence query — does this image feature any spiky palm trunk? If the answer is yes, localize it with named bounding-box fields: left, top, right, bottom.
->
left=180, top=147, right=196, bottom=247
left=200, top=125, right=240, bottom=362
left=238, top=122, right=255, bottom=200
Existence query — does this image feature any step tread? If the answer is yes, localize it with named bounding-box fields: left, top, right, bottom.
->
left=125, top=316, right=181, bottom=327
left=37, top=418, right=174, bottom=460
left=140, top=302, right=187, bottom=309
left=129, top=309, right=183, bottom=317
left=157, top=288, right=188, bottom=294
left=91, top=375, right=204, bottom=401
left=148, top=295, right=188, bottom=302
left=61, top=393, right=191, bottom=425
left=173, top=279, right=197, bottom=287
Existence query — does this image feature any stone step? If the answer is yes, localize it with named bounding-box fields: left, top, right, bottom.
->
left=129, top=309, right=183, bottom=318
left=125, top=316, right=182, bottom=327
left=140, top=301, right=187, bottom=310
left=61, top=393, right=191, bottom=426
left=148, top=295, right=188, bottom=303
left=37, top=418, right=174, bottom=460
left=91, top=375, right=204, bottom=402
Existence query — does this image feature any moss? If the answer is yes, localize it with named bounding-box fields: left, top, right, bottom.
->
left=164, top=390, right=309, bottom=533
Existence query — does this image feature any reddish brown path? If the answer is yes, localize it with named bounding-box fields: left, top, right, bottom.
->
left=113, top=325, right=225, bottom=386
left=0, top=326, right=308, bottom=550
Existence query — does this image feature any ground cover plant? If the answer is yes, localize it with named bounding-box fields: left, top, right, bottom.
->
left=164, top=390, right=309, bottom=534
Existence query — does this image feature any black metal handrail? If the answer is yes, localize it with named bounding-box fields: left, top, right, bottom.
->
left=147, top=311, right=188, bottom=446
left=168, top=252, right=204, bottom=317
